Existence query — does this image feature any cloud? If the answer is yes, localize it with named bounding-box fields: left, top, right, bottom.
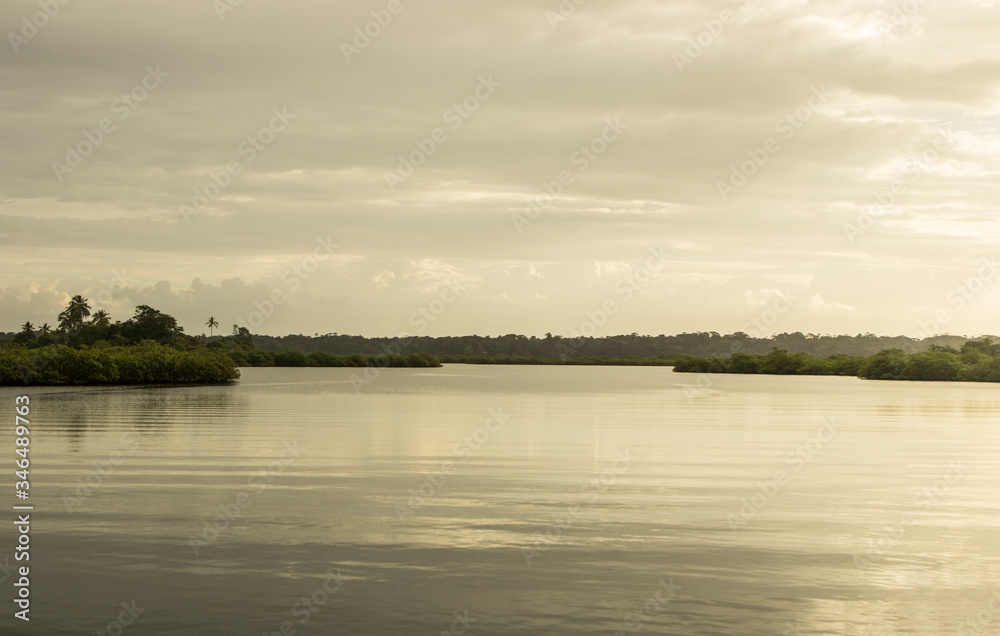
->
left=809, top=294, right=857, bottom=313
left=2, top=0, right=999, bottom=337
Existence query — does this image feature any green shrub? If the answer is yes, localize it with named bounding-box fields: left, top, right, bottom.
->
left=899, top=351, right=962, bottom=382
left=858, top=349, right=908, bottom=380
left=0, top=343, right=239, bottom=386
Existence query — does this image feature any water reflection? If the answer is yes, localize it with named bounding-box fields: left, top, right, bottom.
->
left=0, top=366, right=997, bottom=635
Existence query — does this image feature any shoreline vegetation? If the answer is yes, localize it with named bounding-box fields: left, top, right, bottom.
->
left=439, top=355, right=679, bottom=366
left=442, top=343, right=1000, bottom=383
left=0, top=299, right=441, bottom=386
left=671, top=340, right=1000, bottom=383
left=2, top=296, right=997, bottom=385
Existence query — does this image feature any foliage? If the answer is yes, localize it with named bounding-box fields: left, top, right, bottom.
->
left=232, top=325, right=253, bottom=347
left=673, top=339, right=1000, bottom=383
left=117, top=305, right=184, bottom=344
left=234, top=331, right=977, bottom=361
left=261, top=350, right=440, bottom=368
left=57, top=295, right=91, bottom=331
left=1, top=297, right=447, bottom=385
left=4, top=297, right=993, bottom=383
left=0, top=342, right=239, bottom=386
left=438, top=354, right=679, bottom=366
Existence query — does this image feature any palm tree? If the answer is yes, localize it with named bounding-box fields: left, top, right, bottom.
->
left=206, top=316, right=219, bottom=337
left=91, top=310, right=111, bottom=327
left=38, top=323, right=51, bottom=335
left=58, top=295, right=91, bottom=330
left=14, top=322, right=36, bottom=345
left=69, top=295, right=91, bottom=322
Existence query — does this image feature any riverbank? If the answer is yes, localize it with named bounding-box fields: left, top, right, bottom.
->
left=2, top=300, right=444, bottom=385
left=0, top=342, right=240, bottom=386
left=672, top=341, right=1000, bottom=382
left=439, top=354, right=679, bottom=366
left=0, top=344, right=443, bottom=386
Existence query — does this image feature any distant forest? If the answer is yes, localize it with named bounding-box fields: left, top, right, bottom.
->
left=186, top=331, right=976, bottom=360
left=0, top=328, right=983, bottom=361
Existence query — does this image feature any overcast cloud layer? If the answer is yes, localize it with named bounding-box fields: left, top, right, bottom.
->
left=2, top=0, right=999, bottom=338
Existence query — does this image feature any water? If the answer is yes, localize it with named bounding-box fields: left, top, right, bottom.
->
left=1, top=366, right=998, bottom=635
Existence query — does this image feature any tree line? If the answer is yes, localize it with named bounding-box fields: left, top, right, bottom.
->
left=241, top=331, right=975, bottom=360
left=0, top=298, right=441, bottom=385
left=2, top=299, right=992, bottom=385
left=673, top=339, right=1000, bottom=382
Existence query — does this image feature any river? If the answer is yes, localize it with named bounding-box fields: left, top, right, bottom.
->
left=1, top=365, right=997, bottom=635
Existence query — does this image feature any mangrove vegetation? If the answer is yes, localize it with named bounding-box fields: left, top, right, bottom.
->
left=672, top=339, right=1000, bottom=382
left=1, top=298, right=441, bottom=386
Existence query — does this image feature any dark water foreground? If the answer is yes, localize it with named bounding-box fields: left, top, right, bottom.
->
left=1, top=366, right=998, bottom=635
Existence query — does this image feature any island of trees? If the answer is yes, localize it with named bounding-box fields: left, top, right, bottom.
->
left=0, top=297, right=440, bottom=386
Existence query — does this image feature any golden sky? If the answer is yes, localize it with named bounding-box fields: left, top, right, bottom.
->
left=2, top=0, right=999, bottom=338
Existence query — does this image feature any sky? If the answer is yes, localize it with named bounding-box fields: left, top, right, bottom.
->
left=1, top=0, right=999, bottom=339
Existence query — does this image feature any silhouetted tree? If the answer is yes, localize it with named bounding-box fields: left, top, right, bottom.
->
left=91, top=310, right=111, bottom=327
left=119, top=305, right=183, bottom=344
left=13, top=322, right=35, bottom=345
left=58, top=295, right=91, bottom=331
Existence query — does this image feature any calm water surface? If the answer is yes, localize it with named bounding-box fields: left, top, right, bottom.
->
left=1, top=366, right=998, bottom=635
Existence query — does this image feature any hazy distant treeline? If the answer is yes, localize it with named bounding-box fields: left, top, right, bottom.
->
left=238, top=331, right=976, bottom=360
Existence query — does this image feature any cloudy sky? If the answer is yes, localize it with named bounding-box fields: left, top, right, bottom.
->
left=2, top=0, right=999, bottom=338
